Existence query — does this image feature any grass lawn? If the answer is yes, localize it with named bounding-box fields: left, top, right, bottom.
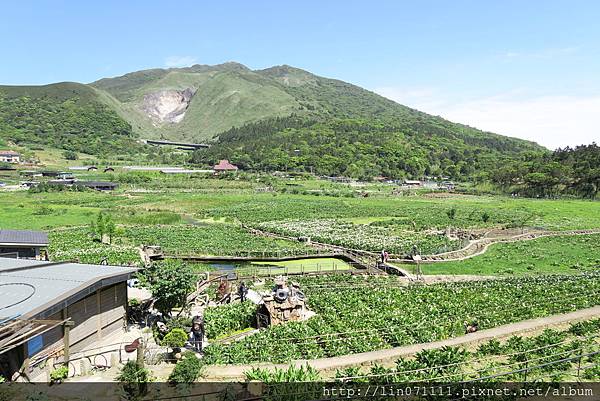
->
left=406, top=234, right=600, bottom=276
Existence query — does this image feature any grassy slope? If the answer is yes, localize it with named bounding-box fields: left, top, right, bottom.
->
left=413, top=234, right=600, bottom=276
left=154, top=71, right=300, bottom=141
left=92, top=64, right=301, bottom=141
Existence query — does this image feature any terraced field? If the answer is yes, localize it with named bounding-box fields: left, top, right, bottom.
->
left=202, top=273, right=600, bottom=364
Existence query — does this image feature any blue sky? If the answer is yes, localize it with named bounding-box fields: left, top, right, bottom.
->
left=1, top=0, right=599, bottom=149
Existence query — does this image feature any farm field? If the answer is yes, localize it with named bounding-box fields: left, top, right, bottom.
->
left=409, top=234, right=600, bottom=276
left=3, top=181, right=599, bottom=275
left=256, top=219, right=461, bottom=255
left=331, top=319, right=600, bottom=382
left=49, top=225, right=310, bottom=265
left=201, top=273, right=600, bottom=364
left=3, top=184, right=600, bottom=231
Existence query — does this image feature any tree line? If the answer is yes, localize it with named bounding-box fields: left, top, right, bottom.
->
left=491, top=143, right=600, bottom=199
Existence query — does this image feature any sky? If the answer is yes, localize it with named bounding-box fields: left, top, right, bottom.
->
left=1, top=0, right=599, bottom=150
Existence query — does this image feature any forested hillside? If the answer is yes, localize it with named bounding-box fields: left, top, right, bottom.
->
left=0, top=83, right=144, bottom=156
left=492, top=143, right=600, bottom=198
left=192, top=115, right=545, bottom=180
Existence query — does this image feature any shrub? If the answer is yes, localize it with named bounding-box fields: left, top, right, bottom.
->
left=50, top=365, right=68, bottom=382
left=477, top=338, right=503, bottom=355
left=167, top=352, right=205, bottom=384
left=63, top=150, right=78, bottom=160
left=162, top=328, right=188, bottom=349
left=244, top=364, right=321, bottom=382
left=116, top=361, right=151, bottom=400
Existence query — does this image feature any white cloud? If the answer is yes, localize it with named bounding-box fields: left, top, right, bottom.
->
left=164, top=56, right=198, bottom=68
left=375, top=87, right=600, bottom=150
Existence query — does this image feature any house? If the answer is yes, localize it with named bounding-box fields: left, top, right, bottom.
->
left=0, top=258, right=136, bottom=380
left=0, top=230, right=49, bottom=259
left=0, top=151, right=20, bottom=164
left=57, top=172, right=74, bottom=180
left=213, top=159, right=238, bottom=172
left=404, top=180, right=423, bottom=187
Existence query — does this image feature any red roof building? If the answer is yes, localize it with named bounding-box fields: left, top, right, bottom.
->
left=213, top=159, right=238, bottom=172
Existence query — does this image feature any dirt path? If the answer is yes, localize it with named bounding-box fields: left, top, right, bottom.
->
left=393, top=228, right=600, bottom=264
left=202, top=305, right=600, bottom=379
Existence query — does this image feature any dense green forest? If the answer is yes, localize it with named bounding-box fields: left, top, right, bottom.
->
left=492, top=144, right=600, bottom=199
left=0, top=83, right=144, bottom=156
left=192, top=116, right=546, bottom=180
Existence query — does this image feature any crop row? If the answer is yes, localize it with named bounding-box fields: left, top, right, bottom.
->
left=49, top=224, right=310, bottom=265
left=256, top=219, right=461, bottom=255
left=202, top=273, right=600, bottom=364
left=334, top=320, right=600, bottom=382
left=203, top=195, right=536, bottom=229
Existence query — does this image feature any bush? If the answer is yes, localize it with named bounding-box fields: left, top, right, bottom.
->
left=162, top=328, right=188, bottom=349
left=477, top=338, right=503, bottom=355
left=116, top=361, right=152, bottom=400
left=167, top=352, right=205, bottom=384
left=63, top=150, right=78, bottom=160
left=50, top=365, right=68, bottom=382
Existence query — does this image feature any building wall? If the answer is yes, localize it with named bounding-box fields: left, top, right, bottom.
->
left=0, top=155, right=20, bottom=163
left=26, top=282, right=128, bottom=358
left=0, top=246, right=39, bottom=258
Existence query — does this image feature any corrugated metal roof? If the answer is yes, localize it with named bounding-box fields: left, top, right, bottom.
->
left=0, top=258, right=136, bottom=319
left=0, top=230, right=49, bottom=246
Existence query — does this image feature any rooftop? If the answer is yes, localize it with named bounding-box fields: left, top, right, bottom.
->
left=214, top=159, right=238, bottom=171
left=0, top=230, right=49, bottom=246
left=0, top=150, right=20, bottom=156
left=0, top=258, right=136, bottom=319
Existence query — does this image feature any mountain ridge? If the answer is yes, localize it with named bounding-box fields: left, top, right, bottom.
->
left=0, top=62, right=546, bottom=178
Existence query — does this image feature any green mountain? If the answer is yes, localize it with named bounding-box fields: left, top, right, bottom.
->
left=0, top=62, right=546, bottom=177
left=0, top=82, right=141, bottom=156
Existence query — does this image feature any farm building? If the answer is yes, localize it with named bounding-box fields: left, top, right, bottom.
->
left=68, top=166, right=98, bottom=171
left=78, top=181, right=118, bottom=191
left=0, top=151, right=20, bottom=164
left=0, top=230, right=49, bottom=259
left=213, top=159, right=238, bottom=172
left=160, top=169, right=214, bottom=174
left=48, top=180, right=119, bottom=191
left=0, top=258, right=136, bottom=381
left=404, top=180, right=423, bottom=187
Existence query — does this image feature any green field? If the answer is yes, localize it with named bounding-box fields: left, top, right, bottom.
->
left=202, top=273, right=600, bottom=364
left=408, top=234, right=600, bottom=276
left=1, top=176, right=600, bottom=275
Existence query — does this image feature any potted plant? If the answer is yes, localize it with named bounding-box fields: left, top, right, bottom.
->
left=162, top=328, right=188, bottom=357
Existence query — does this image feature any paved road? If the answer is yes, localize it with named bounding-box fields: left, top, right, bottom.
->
left=204, top=305, right=600, bottom=379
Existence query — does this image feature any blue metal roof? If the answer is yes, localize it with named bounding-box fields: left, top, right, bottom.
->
left=0, top=258, right=136, bottom=319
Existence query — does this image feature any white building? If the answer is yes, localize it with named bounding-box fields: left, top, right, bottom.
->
left=0, top=150, right=20, bottom=164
